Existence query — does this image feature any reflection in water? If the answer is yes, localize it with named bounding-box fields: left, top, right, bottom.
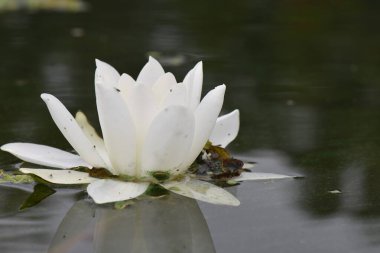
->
left=0, top=184, right=81, bottom=253
left=49, top=195, right=215, bottom=253
left=0, top=0, right=88, bottom=12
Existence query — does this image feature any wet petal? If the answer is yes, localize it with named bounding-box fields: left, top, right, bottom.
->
left=95, top=82, right=136, bottom=175
left=136, top=56, right=165, bottom=85
left=233, top=172, right=293, bottom=181
left=95, top=59, right=120, bottom=87
left=141, top=106, right=195, bottom=175
left=41, top=94, right=106, bottom=168
left=75, top=111, right=113, bottom=171
left=20, top=168, right=96, bottom=184
left=209, top=109, right=239, bottom=148
left=161, top=178, right=240, bottom=206
left=87, top=179, right=149, bottom=204
left=183, top=61, right=203, bottom=111
left=1, top=143, right=90, bottom=169
left=183, top=85, right=226, bottom=169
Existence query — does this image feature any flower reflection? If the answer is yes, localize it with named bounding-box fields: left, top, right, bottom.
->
left=48, top=195, right=216, bottom=253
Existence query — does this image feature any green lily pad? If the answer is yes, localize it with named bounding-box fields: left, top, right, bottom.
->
left=19, top=183, right=56, bottom=210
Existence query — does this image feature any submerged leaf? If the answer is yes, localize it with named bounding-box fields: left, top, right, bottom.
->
left=19, top=183, right=56, bottom=210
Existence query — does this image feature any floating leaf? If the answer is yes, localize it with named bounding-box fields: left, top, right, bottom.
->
left=114, top=200, right=135, bottom=209
left=19, top=183, right=56, bottom=210
left=0, top=169, right=34, bottom=184
left=144, top=183, right=169, bottom=197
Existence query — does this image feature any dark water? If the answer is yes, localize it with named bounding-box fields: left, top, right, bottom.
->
left=1, top=0, right=380, bottom=252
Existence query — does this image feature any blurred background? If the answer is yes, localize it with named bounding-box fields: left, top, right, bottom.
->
left=0, top=0, right=380, bottom=252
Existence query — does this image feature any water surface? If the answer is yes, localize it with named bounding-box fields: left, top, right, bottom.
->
left=1, top=1, right=380, bottom=252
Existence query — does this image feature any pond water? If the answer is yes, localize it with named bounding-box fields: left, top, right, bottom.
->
left=1, top=0, right=380, bottom=252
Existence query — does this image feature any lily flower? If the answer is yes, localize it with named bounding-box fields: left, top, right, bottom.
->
left=1, top=57, right=292, bottom=206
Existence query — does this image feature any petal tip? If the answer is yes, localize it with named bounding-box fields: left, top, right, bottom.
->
left=148, top=55, right=158, bottom=62
left=195, top=61, right=203, bottom=69
left=40, top=93, right=53, bottom=102
left=75, top=110, right=85, bottom=120
left=0, top=143, right=10, bottom=151
left=95, top=58, right=103, bottom=67
left=212, top=84, right=226, bottom=97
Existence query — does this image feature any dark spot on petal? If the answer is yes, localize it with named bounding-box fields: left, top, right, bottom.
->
left=114, top=87, right=121, bottom=92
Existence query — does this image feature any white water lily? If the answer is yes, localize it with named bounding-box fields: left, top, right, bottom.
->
left=1, top=57, right=292, bottom=206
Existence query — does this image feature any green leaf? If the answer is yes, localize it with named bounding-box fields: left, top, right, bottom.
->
left=0, top=169, right=34, bottom=184
left=150, top=171, right=170, bottom=182
left=114, top=200, right=135, bottom=210
left=144, top=183, right=169, bottom=197
left=19, top=183, right=56, bottom=210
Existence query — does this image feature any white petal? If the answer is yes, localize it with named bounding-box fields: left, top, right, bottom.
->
left=183, top=85, right=226, bottom=169
left=95, top=59, right=120, bottom=87
left=41, top=94, right=106, bottom=168
left=242, top=162, right=255, bottom=169
left=116, top=73, right=135, bottom=92
left=121, top=81, right=158, bottom=141
left=75, top=111, right=113, bottom=171
left=117, top=74, right=157, bottom=139
left=136, top=56, right=165, bottom=85
left=95, top=82, right=136, bottom=175
left=160, top=83, right=188, bottom=108
left=209, top=109, right=240, bottom=148
left=141, top=106, right=195, bottom=175
left=183, top=62, right=203, bottom=111
left=87, top=179, right=149, bottom=204
left=161, top=178, right=240, bottom=206
left=20, top=168, right=96, bottom=184
left=233, top=172, right=293, bottom=181
left=1, top=143, right=90, bottom=169
left=152, top=72, right=178, bottom=102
